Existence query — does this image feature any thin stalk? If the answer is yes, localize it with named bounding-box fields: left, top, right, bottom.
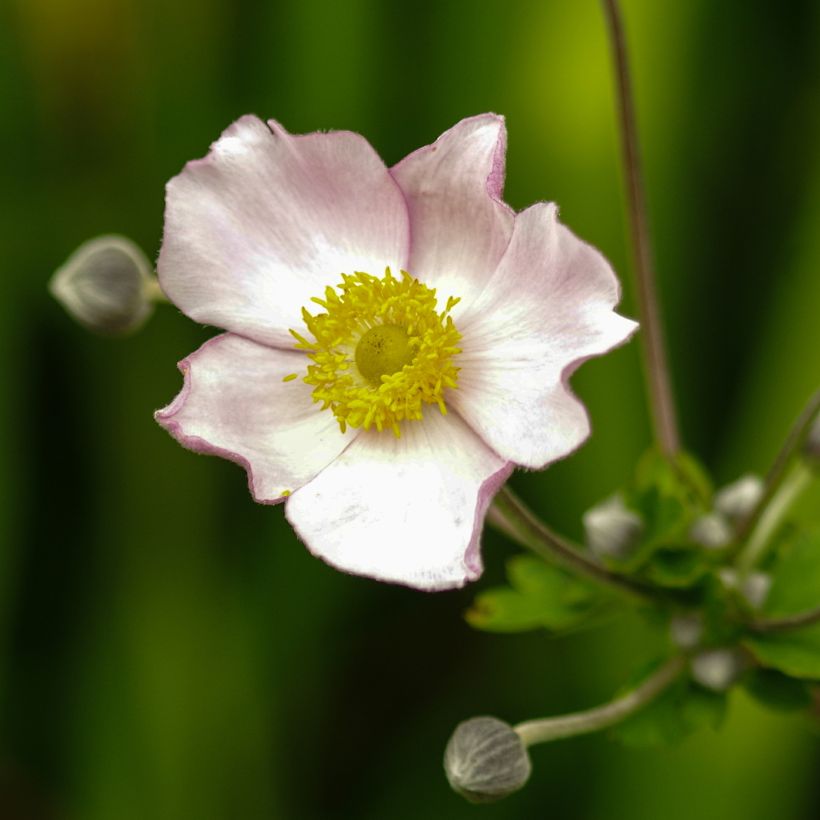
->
left=734, top=387, right=820, bottom=547
left=736, top=463, right=813, bottom=574
left=601, top=0, right=680, bottom=457
left=492, top=487, right=667, bottom=604
left=750, top=606, right=820, bottom=634
left=514, top=655, right=686, bottom=746
left=144, top=276, right=169, bottom=303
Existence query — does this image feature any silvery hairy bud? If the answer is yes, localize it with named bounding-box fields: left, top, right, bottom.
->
left=582, top=495, right=644, bottom=561
left=688, top=511, right=732, bottom=549
left=444, top=716, right=531, bottom=803
left=49, top=235, right=157, bottom=335
left=714, top=474, right=764, bottom=522
left=670, top=613, right=703, bottom=650
left=740, top=571, right=771, bottom=610
left=691, top=648, right=747, bottom=692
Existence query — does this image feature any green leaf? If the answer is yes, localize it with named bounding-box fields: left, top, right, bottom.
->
left=642, top=546, right=709, bottom=589
left=744, top=624, right=820, bottom=680
left=611, top=449, right=713, bottom=576
left=743, top=526, right=820, bottom=680
left=612, top=675, right=727, bottom=748
left=762, top=527, right=820, bottom=616
left=744, top=669, right=813, bottom=711
left=465, top=556, right=603, bottom=634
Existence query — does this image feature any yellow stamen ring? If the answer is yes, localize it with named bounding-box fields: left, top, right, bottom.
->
left=288, top=268, right=461, bottom=437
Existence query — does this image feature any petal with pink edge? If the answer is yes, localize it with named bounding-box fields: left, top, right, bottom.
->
left=391, top=114, right=514, bottom=313
left=285, top=411, right=513, bottom=591
left=159, top=115, right=410, bottom=348
left=155, top=333, right=355, bottom=502
left=452, top=203, right=638, bottom=469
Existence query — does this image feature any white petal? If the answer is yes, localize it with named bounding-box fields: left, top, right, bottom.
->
left=155, top=333, right=355, bottom=502
left=391, top=114, right=514, bottom=311
left=159, top=115, right=410, bottom=347
left=453, top=203, right=638, bottom=468
left=285, top=411, right=512, bottom=591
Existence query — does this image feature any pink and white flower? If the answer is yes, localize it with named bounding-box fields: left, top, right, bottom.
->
left=155, top=114, right=637, bottom=591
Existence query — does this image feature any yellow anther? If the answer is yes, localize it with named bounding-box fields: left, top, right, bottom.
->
left=288, top=268, right=461, bottom=436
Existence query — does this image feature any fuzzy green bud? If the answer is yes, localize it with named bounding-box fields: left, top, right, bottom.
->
left=444, top=717, right=531, bottom=803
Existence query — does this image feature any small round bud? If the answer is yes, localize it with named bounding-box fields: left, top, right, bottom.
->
left=714, top=474, right=764, bottom=522
left=740, top=571, right=772, bottom=610
left=583, top=495, right=644, bottom=561
left=804, top=415, right=820, bottom=466
left=50, top=235, right=156, bottom=335
left=670, top=613, right=703, bottom=650
left=688, top=512, right=732, bottom=549
left=718, top=567, right=739, bottom=590
left=691, top=648, right=747, bottom=692
left=444, top=716, right=531, bottom=804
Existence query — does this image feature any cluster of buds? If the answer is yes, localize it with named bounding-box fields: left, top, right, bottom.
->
left=688, top=474, right=764, bottom=550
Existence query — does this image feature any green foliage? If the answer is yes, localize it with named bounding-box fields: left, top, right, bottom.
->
left=743, top=669, right=813, bottom=712
left=599, top=449, right=716, bottom=590
left=745, top=627, right=820, bottom=681
left=744, top=528, right=820, bottom=681
left=760, top=527, right=820, bottom=615
left=612, top=672, right=727, bottom=748
left=642, top=547, right=709, bottom=589
left=465, top=556, right=604, bottom=634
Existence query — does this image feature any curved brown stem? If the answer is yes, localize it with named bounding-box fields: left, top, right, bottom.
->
left=600, top=0, right=680, bottom=457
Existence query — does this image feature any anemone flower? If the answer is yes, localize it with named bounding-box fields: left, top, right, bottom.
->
left=155, top=114, right=637, bottom=590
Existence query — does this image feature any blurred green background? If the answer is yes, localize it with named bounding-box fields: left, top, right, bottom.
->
left=2, top=0, right=820, bottom=817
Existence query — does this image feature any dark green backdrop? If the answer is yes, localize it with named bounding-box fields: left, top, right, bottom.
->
left=2, top=0, right=819, bottom=818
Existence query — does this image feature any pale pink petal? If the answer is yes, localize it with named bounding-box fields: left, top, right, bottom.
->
left=285, top=411, right=513, bottom=591
left=155, top=333, right=355, bottom=502
left=452, top=203, right=638, bottom=469
left=390, top=114, right=514, bottom=312
left=159, top=115, right=410, bottom=347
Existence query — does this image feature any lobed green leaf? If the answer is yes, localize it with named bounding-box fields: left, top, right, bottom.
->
left=465, top=556, right=604, bottom=634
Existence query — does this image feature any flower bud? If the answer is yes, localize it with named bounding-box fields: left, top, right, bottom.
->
left=444, top=716, right=531, bottom=803
left=691, top=648, right=747, bottom=692
left=718, top=567, right=739, bottom=590
left=49, top=235, right=156, bottom=335
left=714, top=474, right=764, bottom=522
left=805, top=415, right=820, bottom=466
left=688, top=512, right=732, bottom=549
left=583, top=495, right=643, bottom=561
left=670, top=613, right=703, bottom=650
left=740, top=571, right=771, bottom=610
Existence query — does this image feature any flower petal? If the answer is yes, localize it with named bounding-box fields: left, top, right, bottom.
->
left=391, top=114, right=514, bottom=311
left=159, top=115, right=410, bottom=347
left=285, top=411, right=513, bottom=591
left=155, top=333, right=355, bottom=502
left=452, top=203, right=638, bottom=469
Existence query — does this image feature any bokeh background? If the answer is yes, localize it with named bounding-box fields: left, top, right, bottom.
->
left=2, top=0, right=820, bottom=817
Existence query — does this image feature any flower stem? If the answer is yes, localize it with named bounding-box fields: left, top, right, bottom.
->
left=600, top=0, right=680, bottom=457
left=144, top=276, right=170, bottom=303
left=750, top=606, right=820, bottom=634
left=514, top=655, right=686, bottom=746
left=734, top=387, right=820, bottom=548
left=736, top=462, right=814, bottom=574
left=491, top=487, right=667, bottom=603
